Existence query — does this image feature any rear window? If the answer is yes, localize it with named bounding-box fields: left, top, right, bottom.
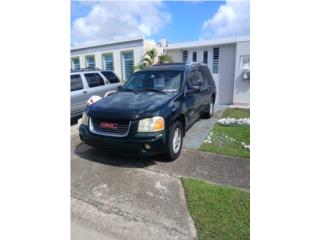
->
left=101, top=71, right=120, bottom=83
left=70, top=74, right=83, bottom=92
left=201, top=66, right=214, bottom=86
left=84, top=73, right=105, bottom=88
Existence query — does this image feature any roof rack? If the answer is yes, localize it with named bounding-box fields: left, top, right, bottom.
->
left=152, top=63, right=187, bottom=67
left=152, top=62, right=208, bottom=67
left=71, top=67, right=102, bottom=72
left=186, top=62, right=208, bottom=66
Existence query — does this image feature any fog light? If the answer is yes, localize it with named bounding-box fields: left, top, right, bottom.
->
left=144, top=144, right=151, bottom=150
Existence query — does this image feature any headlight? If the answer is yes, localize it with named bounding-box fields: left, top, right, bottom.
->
left=82, top=112, right=89, bottom=126
left=138, top=116, right=165, bottom=132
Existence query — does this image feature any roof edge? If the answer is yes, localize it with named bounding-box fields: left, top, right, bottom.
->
left=71, top=36, right=144, bottom=51
left=167, top=35, right=250, bottom=50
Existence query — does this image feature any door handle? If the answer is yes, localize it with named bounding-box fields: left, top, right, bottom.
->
left=83, top=90, right=87, bottom=94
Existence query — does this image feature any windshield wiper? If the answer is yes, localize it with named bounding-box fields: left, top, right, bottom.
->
left=120, top=88, right=137, bottom=94
left=141, top=88, right=168, bottom=94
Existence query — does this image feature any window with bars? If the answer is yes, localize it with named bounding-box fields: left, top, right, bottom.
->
left=182, top=51, right=188, bottom=63
left=85, top=55, right=95, bottom=68
left=71, top=57, right=80, bottom=70
left=192, top=52, right=197, bottom=62
left=212, top=48, right=219, bottom=73
left=203, top=51, right=208, bottom=64
left=121, top=51, right=134, bottom=81
left=103, top=53, right=113, bottom=71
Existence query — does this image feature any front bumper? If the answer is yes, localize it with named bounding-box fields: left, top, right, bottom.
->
left=79, top=124, right=168, bottom=155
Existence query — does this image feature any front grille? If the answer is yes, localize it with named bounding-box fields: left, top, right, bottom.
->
left=89, top=118, right=130, bottom=137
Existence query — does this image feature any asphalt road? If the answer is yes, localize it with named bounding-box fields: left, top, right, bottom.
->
left=71, top=114, right=249, bottom=240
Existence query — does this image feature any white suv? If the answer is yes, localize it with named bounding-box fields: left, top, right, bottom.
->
left=71, top=68, right=122, bottom=118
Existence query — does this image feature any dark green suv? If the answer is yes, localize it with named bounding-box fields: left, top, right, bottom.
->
left=79, top=63, right=216, bottom=160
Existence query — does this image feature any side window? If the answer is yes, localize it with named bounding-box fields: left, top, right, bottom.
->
left=101, top=71, right=120, bottom=83
left=84, top=73, right=105, bottom=88
left=187, top=69, right=204, bottom=89
left=71, top=74, right=83, bottom=92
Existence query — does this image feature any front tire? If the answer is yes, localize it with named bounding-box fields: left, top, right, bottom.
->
left=165, top=121, right=183, bottom=161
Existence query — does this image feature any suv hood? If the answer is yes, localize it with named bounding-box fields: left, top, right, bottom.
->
left=88, top=91, right=175, bottom=120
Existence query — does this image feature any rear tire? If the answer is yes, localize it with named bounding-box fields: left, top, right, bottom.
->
left=165, top=121, right=183, bottom=161
left=203, top=98, right=214, bottom=118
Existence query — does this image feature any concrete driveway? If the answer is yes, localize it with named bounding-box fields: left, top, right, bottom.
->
left=71, top=109, right=249, bottom=240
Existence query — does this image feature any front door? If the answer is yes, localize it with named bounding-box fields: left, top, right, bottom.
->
left=184, top=69, right=203, bottom=128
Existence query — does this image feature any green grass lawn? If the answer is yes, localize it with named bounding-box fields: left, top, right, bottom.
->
left=221, top=108, right=250, bottom=119
left=182, top=178, right=250, bottom=240
left=200, top=108, right=250, bottom=158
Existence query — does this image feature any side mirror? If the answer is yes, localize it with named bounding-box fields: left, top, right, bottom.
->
left=187, top=85, right=200, bottom=94
left=117, top=85, right=122, bottom=90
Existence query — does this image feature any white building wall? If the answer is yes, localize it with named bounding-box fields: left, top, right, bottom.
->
left=71, top=39, right=145, bottom=81
left=218, top=44, right=236, bottom=104
left=233, top=41, right=250, bottom=105
left=166, top=49, right=182, bottom=62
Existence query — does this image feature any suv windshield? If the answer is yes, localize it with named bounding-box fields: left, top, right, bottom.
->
left=123, top=70, right=183, bottom=93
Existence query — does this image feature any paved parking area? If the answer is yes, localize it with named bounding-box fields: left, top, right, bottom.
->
left=71, top=110, right=249, bottom=240
left=71, top=125, right=197, bottom=240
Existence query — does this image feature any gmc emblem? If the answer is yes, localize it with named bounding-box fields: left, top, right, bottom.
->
left=100, top=122, right=118, bottom=129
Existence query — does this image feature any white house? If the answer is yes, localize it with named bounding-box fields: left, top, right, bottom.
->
left=70, top=36, right=160, bottom=81
left=71, top=36, right=250, bottom=105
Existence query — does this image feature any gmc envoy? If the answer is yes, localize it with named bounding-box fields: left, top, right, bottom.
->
left=79, top=63, right=216, bottom=160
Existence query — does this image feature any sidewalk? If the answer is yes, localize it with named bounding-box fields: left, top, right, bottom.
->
left=183, top=105, right=228, bottom=149
left=147, top=148, right=250, bottom=190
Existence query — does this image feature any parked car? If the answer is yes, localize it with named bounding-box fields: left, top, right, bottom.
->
left=71, top=68, right=122, bottom=118
left=79, top=63, right=216, bottom=160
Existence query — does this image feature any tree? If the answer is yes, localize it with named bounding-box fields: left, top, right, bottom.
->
left=135, top=48, right=173, bottom=70
left=158, top=54, right=173, bottom=64
left=143, top=48, right=158, bottom=66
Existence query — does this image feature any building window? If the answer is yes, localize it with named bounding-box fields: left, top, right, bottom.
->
left=85, top=55, right=95, bottom=68
left=192, top=52, right=197, bottom=62
left=203, top=51, right=208, bottom=64
left=103, top=53, right=113, bottom=71
left=121, top=51, right=134, bottom=81
left=71, top=57, right=80, bottom=71
left=212, top=48, right=220, bottom=73
left=182, top=51, right=188, bottom=63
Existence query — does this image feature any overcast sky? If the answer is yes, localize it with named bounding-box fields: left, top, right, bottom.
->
left=71, top=0, right=250, bottom=47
